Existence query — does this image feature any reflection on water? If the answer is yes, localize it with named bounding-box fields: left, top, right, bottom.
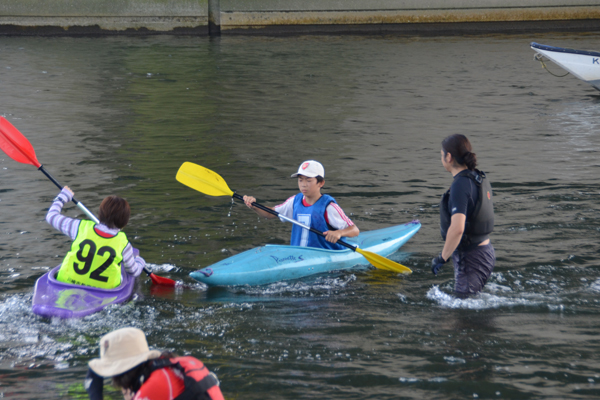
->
left=1, top=32, right=600, bottom=398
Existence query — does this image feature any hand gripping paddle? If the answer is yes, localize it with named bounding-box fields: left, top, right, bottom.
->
left=0, top=117, right=176, bottom=286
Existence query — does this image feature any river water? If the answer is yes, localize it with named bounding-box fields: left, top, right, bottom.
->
left=1, top=32, right=600, bottom=399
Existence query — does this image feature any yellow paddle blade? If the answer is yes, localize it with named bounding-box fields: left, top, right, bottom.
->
left=176, top=162, right=234, bottom=197
left=355, top=247, right=412, bottom=274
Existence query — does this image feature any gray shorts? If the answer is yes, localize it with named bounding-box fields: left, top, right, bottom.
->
left=452, top=243, right=496, bottom=296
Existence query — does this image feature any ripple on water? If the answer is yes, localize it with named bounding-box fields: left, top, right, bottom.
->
left=232, top=273, right=358, bottom=296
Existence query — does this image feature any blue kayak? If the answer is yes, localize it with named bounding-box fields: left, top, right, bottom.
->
left=190, top=221, right=420, bottom=286
left=32, top=265, right=136, bottom=319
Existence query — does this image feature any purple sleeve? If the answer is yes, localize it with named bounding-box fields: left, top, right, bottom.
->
left=122, top=243, right=145, bottom=277
left=45, top=188, right=80, bottom=240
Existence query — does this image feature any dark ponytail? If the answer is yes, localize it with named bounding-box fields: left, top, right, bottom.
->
left=441, top=134, right=477, bottom=170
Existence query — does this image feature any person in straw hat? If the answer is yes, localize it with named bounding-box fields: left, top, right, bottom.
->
left=85, top=327, right=224, bottom=400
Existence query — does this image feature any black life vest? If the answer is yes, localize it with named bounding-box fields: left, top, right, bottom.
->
left=440, top=169, right=494, bottom=249
left=141, top=357, right=222, bottom=400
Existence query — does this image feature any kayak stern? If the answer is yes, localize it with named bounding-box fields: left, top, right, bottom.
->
left=32, top=265, right=136, bottom=319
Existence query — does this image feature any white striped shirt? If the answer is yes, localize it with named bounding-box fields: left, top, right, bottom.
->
left=46, top=188, right=145, bottom=277
left=274, top=195, right=355, bottom=230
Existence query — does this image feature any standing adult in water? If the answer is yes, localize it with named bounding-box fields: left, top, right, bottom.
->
left=431, top=134, right=495, bottom=296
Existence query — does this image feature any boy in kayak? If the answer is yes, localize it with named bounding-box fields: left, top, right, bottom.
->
left=46, top=186, right=145, bottom=289
left=243, top=160, right=359, bottom=249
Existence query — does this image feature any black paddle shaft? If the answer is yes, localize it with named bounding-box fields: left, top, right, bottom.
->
left=232, top=192, right=357, bottom=252
left=38, top=165, right=85, bottom=207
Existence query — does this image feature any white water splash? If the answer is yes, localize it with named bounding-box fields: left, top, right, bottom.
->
left=426, top=285, right=545, bottom=309
left=0, top=293, right=161, bottom=367
left=589, top=279, right=600, bottom=292
left=147, top=263, right=177, bottom=273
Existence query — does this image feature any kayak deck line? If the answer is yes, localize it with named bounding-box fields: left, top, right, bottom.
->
left=190, top=221, right=421, bottom=287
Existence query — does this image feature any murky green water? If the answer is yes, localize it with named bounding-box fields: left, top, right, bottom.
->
left=1, top=32, right=600, bottom=399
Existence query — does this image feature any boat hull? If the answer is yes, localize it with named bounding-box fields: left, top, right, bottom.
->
left=531, top=42, right=600, bottom=91
left=32, top=265, right=136, bottom=319
left=190, top=221, right=421, bottom=286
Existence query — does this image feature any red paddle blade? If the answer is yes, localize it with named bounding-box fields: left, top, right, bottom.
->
left=0, top=117, right=41, bottom=168
left=149, top=273, right=177, bottom=287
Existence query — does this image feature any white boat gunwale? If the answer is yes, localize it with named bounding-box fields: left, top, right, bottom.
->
left=530, top=41, right=600, bottom=91
left=531, top=42, right=600, bottom=58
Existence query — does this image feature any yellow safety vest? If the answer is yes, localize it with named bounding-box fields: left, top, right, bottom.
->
left=57, top=220, right=128, bottom=289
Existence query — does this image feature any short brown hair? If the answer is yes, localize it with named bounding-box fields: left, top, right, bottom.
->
left=98, top=196, right=130, bottom=229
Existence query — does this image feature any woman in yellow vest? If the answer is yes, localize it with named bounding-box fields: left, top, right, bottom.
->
left=46, top=187, right=145, bottom=289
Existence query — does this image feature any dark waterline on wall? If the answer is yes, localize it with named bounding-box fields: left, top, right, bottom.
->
left=1, top=20, right=600, bottom=37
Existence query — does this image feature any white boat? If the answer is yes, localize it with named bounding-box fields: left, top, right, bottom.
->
left=531, top=42, right=600, bottom=91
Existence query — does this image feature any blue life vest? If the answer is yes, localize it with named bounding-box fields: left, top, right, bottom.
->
left=290, top=193, right=345, bottom=250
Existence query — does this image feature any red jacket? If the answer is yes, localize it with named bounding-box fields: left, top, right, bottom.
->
left=133, top=356, right=224, bottom=400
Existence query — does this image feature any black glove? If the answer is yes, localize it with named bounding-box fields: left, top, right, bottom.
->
left=431, top=254, right=448, bottom=275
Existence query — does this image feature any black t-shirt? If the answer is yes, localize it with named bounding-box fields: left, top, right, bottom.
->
left=449, top=171, right=480, bottom=219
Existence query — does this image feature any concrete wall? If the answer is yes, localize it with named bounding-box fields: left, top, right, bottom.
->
left=218, top=0, right=600, bottom=34
left=1, top=0, right=600, bottom=35
left=221, top=0, right=600, bottom=10
left=0, top=0, right=208, bottom=34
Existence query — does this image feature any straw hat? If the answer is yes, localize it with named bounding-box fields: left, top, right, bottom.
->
left=88, top=327, right=161, bottom=377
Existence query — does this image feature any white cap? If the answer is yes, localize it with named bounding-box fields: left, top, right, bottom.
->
left=291, top=160, right=325, bottom=178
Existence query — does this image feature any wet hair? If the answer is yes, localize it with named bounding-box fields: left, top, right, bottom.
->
left=441, top=134, right=477, bottom=170
left=112, top=351, right=176, bottom=393
left=98, top=196, right=130, bottom=229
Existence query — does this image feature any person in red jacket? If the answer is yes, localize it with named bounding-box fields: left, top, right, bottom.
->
left=85, top=327, right=224, bottom=400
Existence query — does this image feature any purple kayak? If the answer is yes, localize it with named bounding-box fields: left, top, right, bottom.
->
left=32, top=265, right=136, bottom=319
